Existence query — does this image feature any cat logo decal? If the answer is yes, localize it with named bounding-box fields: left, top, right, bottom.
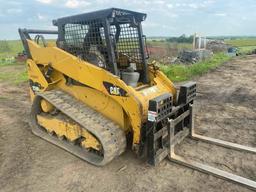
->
left=103, top=82, right=127, bottom=97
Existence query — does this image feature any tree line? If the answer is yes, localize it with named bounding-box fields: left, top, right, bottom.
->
left=166, top=34, right=193, bottom=43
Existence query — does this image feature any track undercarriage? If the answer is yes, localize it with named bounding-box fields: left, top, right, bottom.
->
left=30, top=90, right=126, bottom=166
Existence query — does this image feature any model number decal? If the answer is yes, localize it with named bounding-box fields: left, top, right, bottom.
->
left=141, top=86, right=159, bottom=96
left=103, top=82, right=127, bottom=97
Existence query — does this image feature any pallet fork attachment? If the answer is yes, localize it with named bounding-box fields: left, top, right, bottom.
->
left=168, top=105, right=256, bottom=191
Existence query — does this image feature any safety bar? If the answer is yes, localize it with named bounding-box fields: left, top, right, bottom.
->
left=18, top=28, right=58, bottom=59
left=19, top=28, right=58, bottom=35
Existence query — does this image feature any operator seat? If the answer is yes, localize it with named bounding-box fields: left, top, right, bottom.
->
left=83, top=25, right=108, bottom=68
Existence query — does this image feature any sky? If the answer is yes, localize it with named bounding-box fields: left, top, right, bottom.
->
left=0, top=0, right=256, bottom=39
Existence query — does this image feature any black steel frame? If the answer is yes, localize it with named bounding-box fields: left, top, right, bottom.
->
left=18, top=28, right=58, bottom=59
left=144, top=81, right=256, bottom=190
left=147, top=99, right=192, bottom=165
left=144, top=82, right=196, bottom=165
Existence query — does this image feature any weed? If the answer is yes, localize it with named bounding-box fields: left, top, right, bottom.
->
left=0, top=73, right=14, bottom=81
left=0, top=70, right=28, bottom=84
left=0, top=96, right=7, bottom=100
left=225, top=39, right=256, bottom=47
left=238, top=46, right=256, bottom=54
left=225, top=39, right=256, bottom=55
left=15, top=71, right=28, bottom=84
left=160, top=53, right=230, bottom=82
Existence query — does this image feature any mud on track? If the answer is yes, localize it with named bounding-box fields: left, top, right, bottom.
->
left=0, top=55, right=255, bottom=192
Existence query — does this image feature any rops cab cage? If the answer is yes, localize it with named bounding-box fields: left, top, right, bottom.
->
left=53, top=8, right=149, bottom=84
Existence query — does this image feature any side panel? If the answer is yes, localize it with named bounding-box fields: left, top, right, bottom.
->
left=27, top=60, right=127, bottom=131
left=58, top=83, right=127, bottom=131
left=27, top=40, right=143, bottom=147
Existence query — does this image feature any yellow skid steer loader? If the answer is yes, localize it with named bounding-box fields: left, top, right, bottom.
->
left=18, top=8, right=256, bottom=190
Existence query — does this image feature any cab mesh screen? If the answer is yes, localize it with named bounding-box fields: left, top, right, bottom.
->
left=110, top=24, right=143, bottom=70
left=63, top=20, right=109, bottom=68
left=62, top=20, right=143, bottom=70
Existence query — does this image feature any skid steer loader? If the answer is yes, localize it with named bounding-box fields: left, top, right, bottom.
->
left=19, top=8, right=256, bottom=190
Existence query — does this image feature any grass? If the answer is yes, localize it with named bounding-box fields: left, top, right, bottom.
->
left=0, top=69, right=28, bottom=84
left=225, top=39, right=256, bottom=47
left=0, top=40, right=23, bottom=57
left=225, top=38, right=256, bottom=54
left=0, top=72, right=14, bottom=81
left=0, top=96, right=7, bottom=100
left=237, top=46, right=256, bottom=54
left=0, top=59, right=24, bottom=66
left=0, top=42, right=28, bottom=85
left=160, top=53, right=230, bottom=82
left=15, top=70, right=28, bottom=84
left=0, top=40, right=24, bottom=66
left=0, top=40, right=28, bottom=84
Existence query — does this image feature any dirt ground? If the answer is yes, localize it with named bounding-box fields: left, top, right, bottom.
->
left=0, top=55, right=255, bottom=192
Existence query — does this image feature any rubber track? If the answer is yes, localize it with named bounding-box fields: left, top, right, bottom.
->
left=31, top=90, right=126, bottom=166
